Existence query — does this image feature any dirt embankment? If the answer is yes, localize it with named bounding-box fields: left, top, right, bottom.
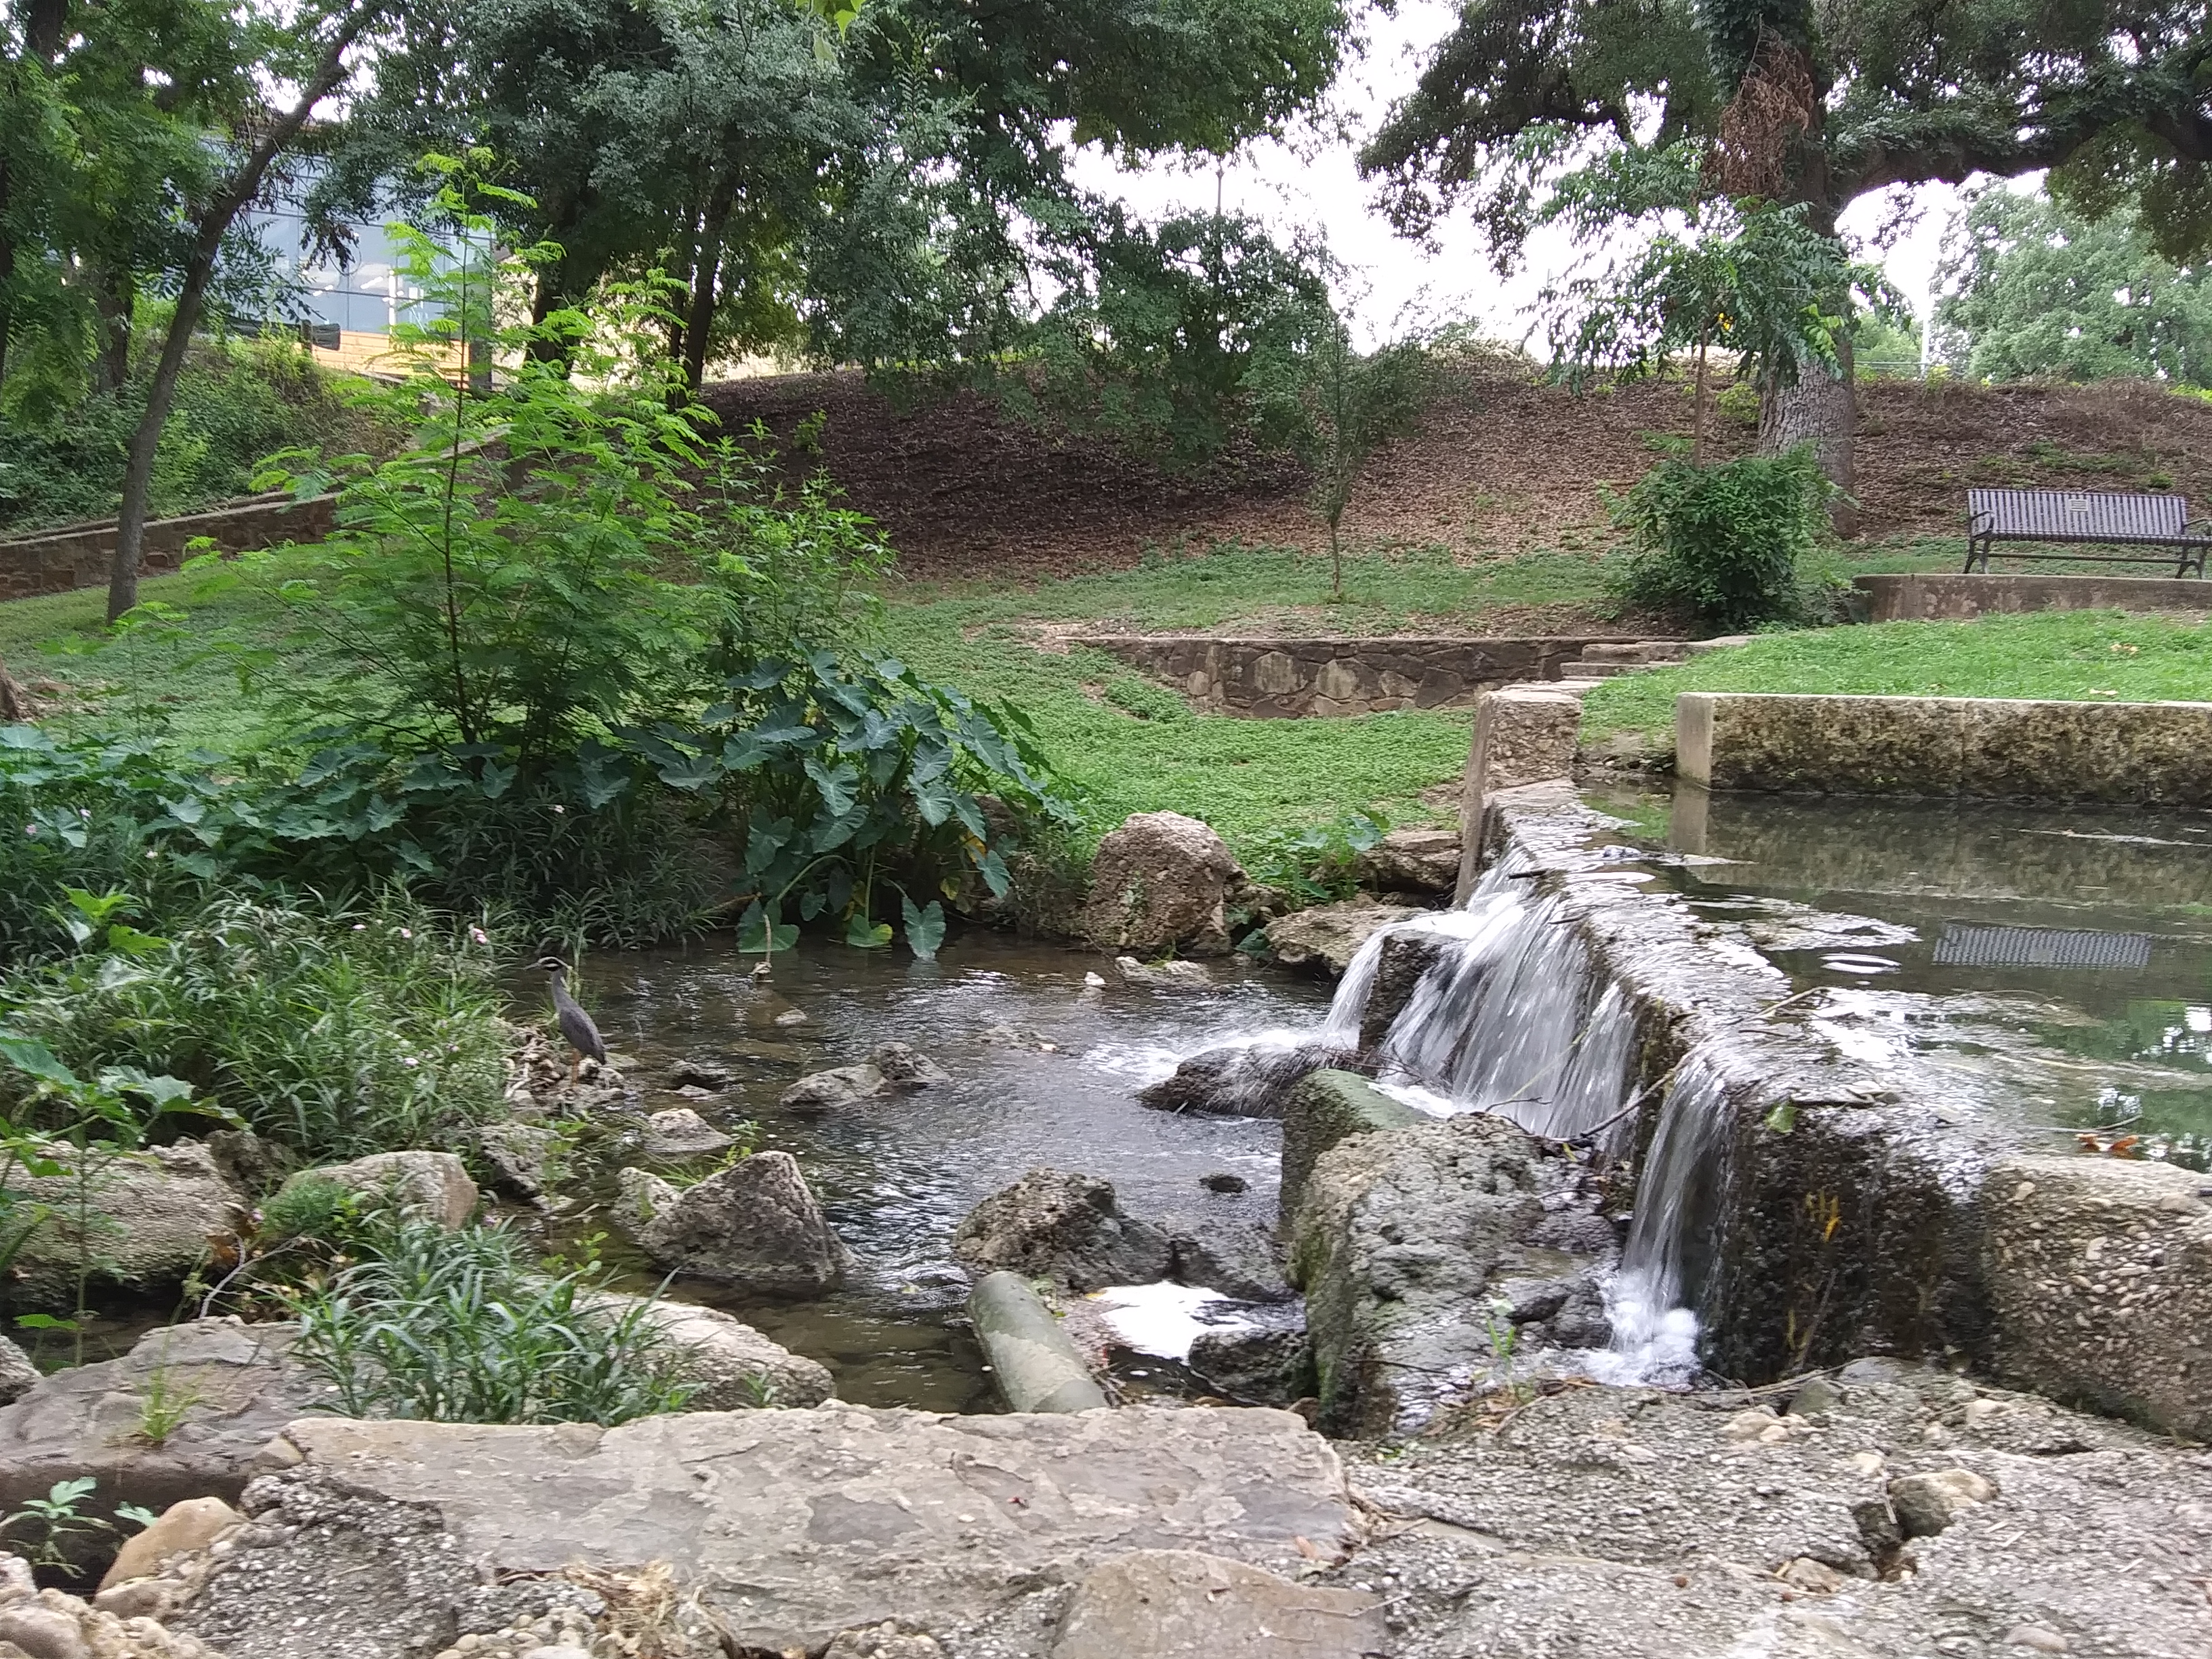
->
left=702, top=368, right=2212, bottom=583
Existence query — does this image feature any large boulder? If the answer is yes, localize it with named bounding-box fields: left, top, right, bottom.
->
left=1277, top=1070, right=1427, bottom=1227
left=636, top=1151, right=851, bottom=1292
left=1263, top=901, right=1420, bottom=978
left=953, top=1169, right=1174, bottom=1290
left=1082, top=813, right=1244, bottom=958
left=278, top=1150, right=477, bottom=1231
left=0, top=1141, right=243, bottom=1312
left=1136, top=1040, right=1350, bottom=1120
left=0, top=1319, right=329, bottom=1532
left=578, top=1291, right=834, bottom=1408
left=163, top=1405, right=1357, bottom=1658
left=1288, top=1112, right=1614, bottom=1435
left=1984, top=1152, right=2212, bottom=1440
left=1353, top=826, right=1462, bottom=894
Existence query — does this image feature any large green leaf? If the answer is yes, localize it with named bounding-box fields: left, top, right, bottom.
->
left=901, top=896, right=945, bottom=962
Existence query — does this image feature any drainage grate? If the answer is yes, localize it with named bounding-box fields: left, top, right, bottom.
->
left=1933, top=924, right=2153, bottom=970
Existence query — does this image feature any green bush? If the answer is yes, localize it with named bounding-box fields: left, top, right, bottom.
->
left=0, top=335, right=373, bottom=534
left=1605, top=446, right=1836, bottom=632
left=0, top=897, right=508, bottom=1160
left=289, top=1217, right=699, bottom=1426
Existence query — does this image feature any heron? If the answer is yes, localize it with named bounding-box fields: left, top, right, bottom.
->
left=531, top=956, right=607, bottom=1080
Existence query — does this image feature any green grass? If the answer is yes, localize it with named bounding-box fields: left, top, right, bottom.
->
left=877, top=613, right=1469, bottom=849
left=1583, top=611, right=2212, bottom=741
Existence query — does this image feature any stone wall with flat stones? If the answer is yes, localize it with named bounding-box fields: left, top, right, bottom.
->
left=0, top=493, right=336, bottom=600
left=1086, top=634, right=1641, bottom=718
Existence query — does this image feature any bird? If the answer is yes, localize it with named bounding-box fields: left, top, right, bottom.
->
left=532, top=956, right=607, bottom=1080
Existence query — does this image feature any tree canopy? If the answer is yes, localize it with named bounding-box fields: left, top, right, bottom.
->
left=1936, top=186, right=2212, bottom=387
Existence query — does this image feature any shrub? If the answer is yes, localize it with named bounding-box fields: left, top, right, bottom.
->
left=1605, top=445, right=1836, bottom=632
left=289, top=1217, right=698, bottom=1426
left=0, top=897, right=507, bottom=1160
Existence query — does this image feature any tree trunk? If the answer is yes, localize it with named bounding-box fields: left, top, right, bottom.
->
left=92, top=265, right=134, bottom=393
left=107, top=5, right=376, bottom=621
left=1759, top=330, right=1858, bottom=537
left=683, top=173, right=739, bottom=394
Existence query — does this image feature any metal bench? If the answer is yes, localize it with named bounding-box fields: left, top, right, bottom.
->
left=1965, top=487, right=2210, bottom=576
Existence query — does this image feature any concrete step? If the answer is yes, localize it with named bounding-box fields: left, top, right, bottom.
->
left=1559, top=661, right=1643, bottom=678
left=1578, top=640, right=1689, bottom=665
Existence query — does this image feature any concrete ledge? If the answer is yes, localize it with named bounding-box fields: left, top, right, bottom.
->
left=1677, top=691, right=2212, bottom=806
left=1088, top=634, right=1649, bottom=718
left=1855, top=572, right=2212, bottom=622
left=1279, top=1069, right=1429, bottom=1227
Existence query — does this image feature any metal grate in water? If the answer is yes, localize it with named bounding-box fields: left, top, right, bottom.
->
left=1933, top=924, right=2153, bottom=970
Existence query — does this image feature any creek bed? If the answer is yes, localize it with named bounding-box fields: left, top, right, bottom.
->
left=550, top=934, right=1332, bottom=1410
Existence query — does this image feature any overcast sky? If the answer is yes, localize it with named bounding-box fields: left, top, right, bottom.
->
left=1067, top=0, right=1972, bottom=354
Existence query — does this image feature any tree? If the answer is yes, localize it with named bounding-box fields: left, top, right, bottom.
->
left=320, top=0, right=1350, bottom=411
left=98, top=0, right=387, bottom=622
left=1247, top=302, right=1432, bottom=592
left=1936, top=186, right=2212, bottom=387
left=1544, top=197, right=1902, bottom=464
left=1361, top=0, right=2212, bottom=527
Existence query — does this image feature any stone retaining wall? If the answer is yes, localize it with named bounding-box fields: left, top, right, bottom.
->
left=0, top=493, right=335, bottom=600
left=1086, top=634, right=1644, bottom=717
left=1854, top=571, right=2212, bottom=622
left=1677, top=690, right=2212, bottom=806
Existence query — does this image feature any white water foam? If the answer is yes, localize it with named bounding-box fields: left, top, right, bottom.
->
left=1089, top=1282, right=1252, bottom=1362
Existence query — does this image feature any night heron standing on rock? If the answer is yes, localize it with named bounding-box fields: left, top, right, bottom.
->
left=532, top=956, right=607, bottom=1079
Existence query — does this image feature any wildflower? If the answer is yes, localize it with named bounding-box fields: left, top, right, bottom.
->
left=22, top=824, right=36, bottom=837
left=399, top=927, right=413, bottom=939
left=552, top=804, right=566, bottom=815
left=401, top=1056, right=419, bottom=1068
left=354, top=923, right=367, bottom=931
left=469, top=925, right=489, bottom=945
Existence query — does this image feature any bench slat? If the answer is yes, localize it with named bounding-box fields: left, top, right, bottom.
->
left=1967, top=487, right=2190, bottom=545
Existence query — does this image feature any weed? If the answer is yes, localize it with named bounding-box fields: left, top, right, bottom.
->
left=289, top=1216, right=699, bottom=1426
left=133, top=1360, right=204, bottom=1447
left=0, top=1478, right=156, bottom=1576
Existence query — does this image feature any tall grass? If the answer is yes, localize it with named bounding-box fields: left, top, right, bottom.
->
left=289, top=1218, right=698, bottom=1426
left=0, top=897, right=508, bottom=1160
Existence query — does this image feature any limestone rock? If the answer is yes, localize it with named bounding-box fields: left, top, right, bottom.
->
left=1082, top=812, right=1243, bottom=957
left=781, top=1044, right=950, bottom=1113
left=1354, top=826, right=1462, bottom=894
left=1983, top=1153, right=2212, bottom=1441
left=1888, top=1468, right=1996, bottom=1538
left=1277, top=1070, right=1427, bottom=1229
left=1288, top=1113, right=1613, bottom=1435
left=1167, top=1222, right=1288, bottom=1303
left=1136, top=1040, right=1349, bottom=1120
left=1113, top=956, right=1213, bottom=987
left=101, top=1499, right=243, bottom=1592
left=577, top=1291, right=832, bottom=1408
left=1186, top=1327, right=1313, bottom=1408
left=201, top=1129, right=298, bottom=1199
left=953, top=1169, right=1173, bottom=1290
left=635, top=1151, right=850, bottom=1292
left=171, top=1405, right=1357, bottom=1657
left=475, top=1122, right=558, bottom=1201
left=0, top=1320, right=329, bottom=1535
left=0, top=1334, right=37, bottom=1406
left=1263, top=901, right=1420, bottom=979
left=1357, top=928, right=1449, bottom=1051
left=0, top=1141, right=242, bottom=1311
left=1051, top=1551, right=1384, bottom=1659
left=824, top=1623, right=943, bottom=1659
left=612, top=1166, right=678, bottom=1234
left=0, top=1561, right=221, bottom=1659
left=281, top=1151, right=476, bottom=1231
left=641, top=1108, right=733, bottom=1158
left=667, top=1059, right=735, bottom=1090
left=871, top=1042, right=950, bottom=1089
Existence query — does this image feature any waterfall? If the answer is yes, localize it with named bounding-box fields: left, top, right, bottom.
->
left=1319, top=857, right=1637, bottom=1144
left=1589, top=1050, right=1734, bottom=1384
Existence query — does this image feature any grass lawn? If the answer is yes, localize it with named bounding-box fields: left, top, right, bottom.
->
left=1582, top=611, right=2212, bottom=745
left=0, top=554, right=1473, bottom=858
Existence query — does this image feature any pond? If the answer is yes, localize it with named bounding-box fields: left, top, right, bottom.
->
left=544, top=935, right=1332, bottom=1411
left=1595, top=784, right=2212, bottom=1168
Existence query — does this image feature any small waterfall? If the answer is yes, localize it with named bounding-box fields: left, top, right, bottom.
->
left=1591, top=1050, right=1734, bottom=1383
left=1319, top=857, right=1637, bottom=1143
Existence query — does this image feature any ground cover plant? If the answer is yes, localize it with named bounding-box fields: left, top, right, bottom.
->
left=1581, top=612, right=2212, bottom=745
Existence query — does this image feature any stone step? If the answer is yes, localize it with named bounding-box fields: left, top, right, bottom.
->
left=1685, top=634, right=1754, bottom=656
left=1558, top=661, right=1643, bottom=678
left=1578, top=640, right=1689, bottom=665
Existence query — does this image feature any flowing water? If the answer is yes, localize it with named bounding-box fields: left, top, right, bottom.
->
left=550, top=936, right=1332, bottom=1410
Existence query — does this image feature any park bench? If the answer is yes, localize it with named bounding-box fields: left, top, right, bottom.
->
left=1965, top=487, right=2210, bottom=577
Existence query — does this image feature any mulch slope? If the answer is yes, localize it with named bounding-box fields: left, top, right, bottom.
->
left=701, top=367, right=2212, bottom=582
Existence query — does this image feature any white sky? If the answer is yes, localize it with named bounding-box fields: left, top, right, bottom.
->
left=1066, top=0, right=1971, bottom=354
